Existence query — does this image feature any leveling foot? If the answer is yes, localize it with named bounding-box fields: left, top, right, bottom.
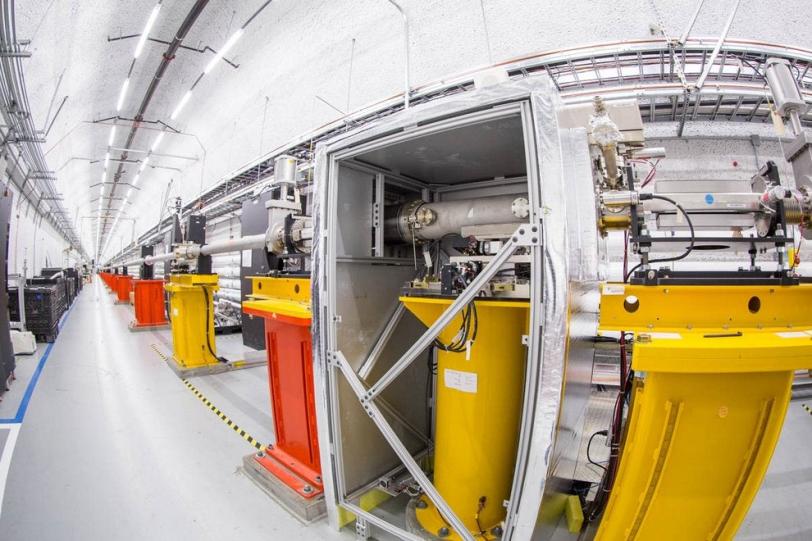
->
left=242, top=452, right=326, bottom=523
left=164, top=356, right=265, bottom=378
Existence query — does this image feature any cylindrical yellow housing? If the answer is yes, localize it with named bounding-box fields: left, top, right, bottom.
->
left=401, top=297, right=529, bottom=539
left=165, top=274, right=220, bottom=368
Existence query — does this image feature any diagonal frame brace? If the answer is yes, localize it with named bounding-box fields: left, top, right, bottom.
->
left=362, top=223, right=541, bottom=403
left=333, top=350, right=475, bottom=541
left=358, top=303, right=406, bottom=380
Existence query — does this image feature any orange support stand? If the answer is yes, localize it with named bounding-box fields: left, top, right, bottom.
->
left=129, top=279, right=168, bottom=331
left=243, top=277, right=322, bottom=500
left=114, top=275, right=133, bottom=304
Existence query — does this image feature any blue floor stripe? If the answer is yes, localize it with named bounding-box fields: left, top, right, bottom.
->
left=0, top=291, right=79, bottom=424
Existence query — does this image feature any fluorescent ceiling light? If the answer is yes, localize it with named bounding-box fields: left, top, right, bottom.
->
left=108, top=125, right=117, bottom=147
left=100, top=170, right=106, bottom=182
left=204, top=28, right=244, bottom=74
left=126, top=188, right=133, bottom=198
left=139, top=157, right=150, bottom=172
left=150, top=132, right=164, bottom=152
left=170, top=90, right=192, bottom=120
left=116, top=79, right=130, bottom=111
left=132, top=173, right=141, bottom=186
left=104, top=152, right=110, bottom=168
left=134, top=4, right=161, bottom=59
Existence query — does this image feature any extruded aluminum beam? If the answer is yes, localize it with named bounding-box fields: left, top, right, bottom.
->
left=362, top=225, right=536, bottom=402
left=334, top=351, right=474, bottom=541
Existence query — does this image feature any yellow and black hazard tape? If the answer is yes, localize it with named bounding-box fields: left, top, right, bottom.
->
left=151, top=343, right=169, bottom=361
left=182, top=378, right=266, bottom=451
left=803, top=403, right=811, bottom=416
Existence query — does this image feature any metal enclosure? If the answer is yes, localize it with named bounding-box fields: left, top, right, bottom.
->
left=240, top=191, right=276, bottom=350
left=0, top=190, right=15, bottom=393
left=312, top=77, right=604, bottom=539
left=139, top=245, right=154, bottom=279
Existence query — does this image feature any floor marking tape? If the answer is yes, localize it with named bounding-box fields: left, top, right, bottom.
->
left=0, top=289, right=80, bottom=424
left=150, top=344, right=169, bottom=362
left=181, top=378, right=265, bottom=452
left=150, top=343, right=266, bottom=451
left=0, top=423, right=21, bottom=518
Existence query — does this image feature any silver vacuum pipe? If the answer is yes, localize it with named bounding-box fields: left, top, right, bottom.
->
left=384, top=193, right=529, bottom=242
left=199, top=233, right=266, bottom=256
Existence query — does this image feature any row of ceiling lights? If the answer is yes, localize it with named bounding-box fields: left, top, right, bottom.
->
left=96, top=1, right=163, bottom=260
left=96, top=1, right=249, bottom=261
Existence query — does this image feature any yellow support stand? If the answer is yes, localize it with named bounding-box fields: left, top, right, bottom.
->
left=242, top=276, right=311, bottom=319
left=401, top=297, right=529, bottom=540
left=595, top=283, right=812, bottom=541
left=164, top=274, right=220, bottom=371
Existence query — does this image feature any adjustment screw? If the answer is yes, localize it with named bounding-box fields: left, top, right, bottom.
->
left=416, top=500, right=428, bottom=509
left=491, top=525, right=504, bottom=537
left=303, top=485, right=313, bottom=494
left=437, top=527, right=449, bottom=537
left=256, top=451, right=264, bottom=458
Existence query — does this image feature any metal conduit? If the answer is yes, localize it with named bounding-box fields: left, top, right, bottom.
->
left=0, top=0, right=84, bottom=255
left=101, top=0, right=210, bottom=245
left=122, top=232, right=265, bottom=266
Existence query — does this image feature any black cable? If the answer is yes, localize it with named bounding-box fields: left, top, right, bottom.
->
left=425, top=346, right=436, bottom=439
left=433, top=301, right=478, bottom=354
left=740, top=58, right=767, bottom=81
left=587, top=430, right=609, bottom=474
left=625, top=194, right=696, bottom=282
left=200, top=286, right=228, bottom=363
left=474, top=496, right=488, bottom=538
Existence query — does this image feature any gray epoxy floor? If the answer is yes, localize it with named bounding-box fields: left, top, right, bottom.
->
left=0, top=279, right=809, bottom=540
left=0, top=280, right=353, bottom=541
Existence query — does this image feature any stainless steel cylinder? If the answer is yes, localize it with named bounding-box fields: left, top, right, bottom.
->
left=384, top=193, right=528, bottom=242
left=765, top=57, right=807, bottom=117
left=198, top=233, right=266, bottom=256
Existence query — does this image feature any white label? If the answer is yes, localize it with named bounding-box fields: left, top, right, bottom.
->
left=444, top=368, right=478, bottom=394
left=775, top=330, right=812, bottom=338
left=603, top=284, right=625, bottom=296
left=649, top=332, right=682, bottom=340
left=242, top=250, right=252, bottom=267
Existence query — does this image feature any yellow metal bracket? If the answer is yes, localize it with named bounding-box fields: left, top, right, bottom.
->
left=243, top=276, right=311, bottom=319
left=594, top=283, right=812, bottom=541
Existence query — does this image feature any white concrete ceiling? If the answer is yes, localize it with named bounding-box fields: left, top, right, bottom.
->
left=19, top=0, right=269, bottom=258
left=15, top=0, right=812, bottom=261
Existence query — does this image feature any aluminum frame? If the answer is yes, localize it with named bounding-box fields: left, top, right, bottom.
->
left=312, top=80, right=559, bottom=540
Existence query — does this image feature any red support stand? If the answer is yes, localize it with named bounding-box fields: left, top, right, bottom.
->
left=129, top=279, right=168, bottom=331
left=114, top=275, right=133, bottom=304
left=243, top=305, right=323, bottom=500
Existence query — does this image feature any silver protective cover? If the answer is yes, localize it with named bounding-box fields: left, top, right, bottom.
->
left=509, top=89, right=605, bottom=539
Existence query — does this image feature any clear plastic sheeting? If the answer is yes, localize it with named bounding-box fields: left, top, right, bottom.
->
left=510, top=84, right=603, bottom=540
